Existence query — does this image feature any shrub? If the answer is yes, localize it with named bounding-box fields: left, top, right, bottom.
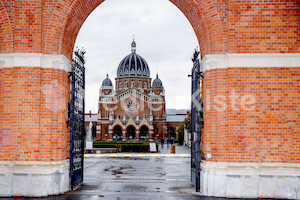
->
left=92, top=141, right=151, bottom=152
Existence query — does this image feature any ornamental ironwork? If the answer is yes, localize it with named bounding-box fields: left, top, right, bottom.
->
left=69, top=47, right=85, bottom=190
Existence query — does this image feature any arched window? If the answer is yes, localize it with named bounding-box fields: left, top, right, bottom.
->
left=124, top=81, right=128, bottom=88
left=138, top=81, right=142, bottom=88
left=131, top=81, right=135, bottom=88
left=144, top=82, right=147, bottom=89
left=119, top=81, right=122, bottom=89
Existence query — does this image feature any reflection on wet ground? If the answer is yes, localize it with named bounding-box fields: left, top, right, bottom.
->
left=0, top=147, right=253, bottom=200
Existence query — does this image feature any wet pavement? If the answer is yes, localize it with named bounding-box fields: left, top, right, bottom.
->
left=1, top=146, right=240, bottom=200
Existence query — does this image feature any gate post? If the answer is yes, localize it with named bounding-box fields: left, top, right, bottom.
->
left=0, top=54, right=72, bottom=196
left=199, top=54, right=300, bottom=199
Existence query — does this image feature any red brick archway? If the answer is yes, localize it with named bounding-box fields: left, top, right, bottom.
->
left=43, top=0, right=226, bottom=59
left=0, top=2, right=13, bottom=53
left=0, top=0, right=299, bottom=198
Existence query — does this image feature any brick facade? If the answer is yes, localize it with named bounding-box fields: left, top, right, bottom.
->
left=0, top=0, right=299, bottom=198
left=0, top=66, right=70, bottom=162
left=202, top=67, right=300, bottom=163
left=95, top=40, right=170, bottom=141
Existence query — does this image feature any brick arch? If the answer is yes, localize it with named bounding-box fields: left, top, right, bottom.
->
left=167, top=126, right=176, bottom=131
left=170, top=0, right=226, bottom=56
left=112, top=124, right=123, bottom=130
left=0, top=1, right=13, bottom=53
left=112, top=124, right=123, bottom=131
left=167, top=126, right=176, bottom=132
left=43, top=0, right=104, bottom=56
left=125, top=124, right=138, bottom=131
left=43, top=0, right=225, bottom=60
left=139, top=125, right=150, bottom=131
left=112, top=125, right=123, bottom=137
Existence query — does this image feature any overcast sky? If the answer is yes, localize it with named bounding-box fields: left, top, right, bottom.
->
left=74, top=0, right=199, bottom=113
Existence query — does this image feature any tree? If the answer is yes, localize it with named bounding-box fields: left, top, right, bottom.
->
left=184, top=112, right=191, bottom=133
left=178, top=113, right=192, bottom=145
left=177, top=123, right=184, bottom=145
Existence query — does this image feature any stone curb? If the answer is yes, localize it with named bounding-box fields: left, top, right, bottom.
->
left=84, top=153, right=190, bottom=158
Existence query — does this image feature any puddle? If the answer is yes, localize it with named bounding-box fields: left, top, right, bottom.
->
left=122, top=185, right=147, bottom=191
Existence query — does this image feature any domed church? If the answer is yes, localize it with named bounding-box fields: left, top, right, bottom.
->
left=96, top=39, right=167, bottom=141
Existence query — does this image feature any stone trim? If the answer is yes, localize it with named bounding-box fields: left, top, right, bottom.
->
left=0, top=160, right=69, bottom=197
left=201, top=53, right=300, bottom=73
left=0, top=53, right=71, bottom=73
left=200, top=161, right=300, bottom=199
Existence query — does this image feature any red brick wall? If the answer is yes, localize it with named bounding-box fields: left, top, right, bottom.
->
left=171, top=0, right=226, bottom=55
left=99, top=96, right=165, bottom=120
left=0, top=2, right=13, bottom=53
left=100, top=124, right=109, bottom=139
left=116, top=77, right=151, bottom=93
left=0, top=67, right=69, bottom=162
left=152, top=123, right=163, bottom=139
left=0, top=0, right=299, bottom=165
left=39, top=0, right=225, bottom=59
left=0, top=1, right=298, bottom=56
left=202, top=67, right=300, bottom=163
left=227, top=0, right=300, bottom=54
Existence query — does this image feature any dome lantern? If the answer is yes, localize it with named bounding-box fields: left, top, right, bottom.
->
left=131, top=39, right=136, bottom=53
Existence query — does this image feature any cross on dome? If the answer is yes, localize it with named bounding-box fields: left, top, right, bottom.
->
left=131, top=38, right=136, bottom=53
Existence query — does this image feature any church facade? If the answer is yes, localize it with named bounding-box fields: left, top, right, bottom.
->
left=96, top=40, right=169, bottom=141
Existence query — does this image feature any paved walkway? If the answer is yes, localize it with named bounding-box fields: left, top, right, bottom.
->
left=84, top=145, right=191, bottom=158
left=72, top=146, right=226, bottom=200
left=0, top=146, right=234, bottom=200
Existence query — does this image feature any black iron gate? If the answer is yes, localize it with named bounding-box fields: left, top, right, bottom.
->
left=190, top=49, right=203, bottom=192
left=69, top=48, right=85, bottom=190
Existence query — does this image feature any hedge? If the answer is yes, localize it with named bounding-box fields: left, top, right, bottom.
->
left=93, top=141, right=156, bottom=152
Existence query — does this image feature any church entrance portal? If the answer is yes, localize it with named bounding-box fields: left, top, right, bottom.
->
left=139, top=126, right=149, bottom=141
left=113, top=126, right=123, bottom=141
left=126, top=126, right=136, bottom=140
